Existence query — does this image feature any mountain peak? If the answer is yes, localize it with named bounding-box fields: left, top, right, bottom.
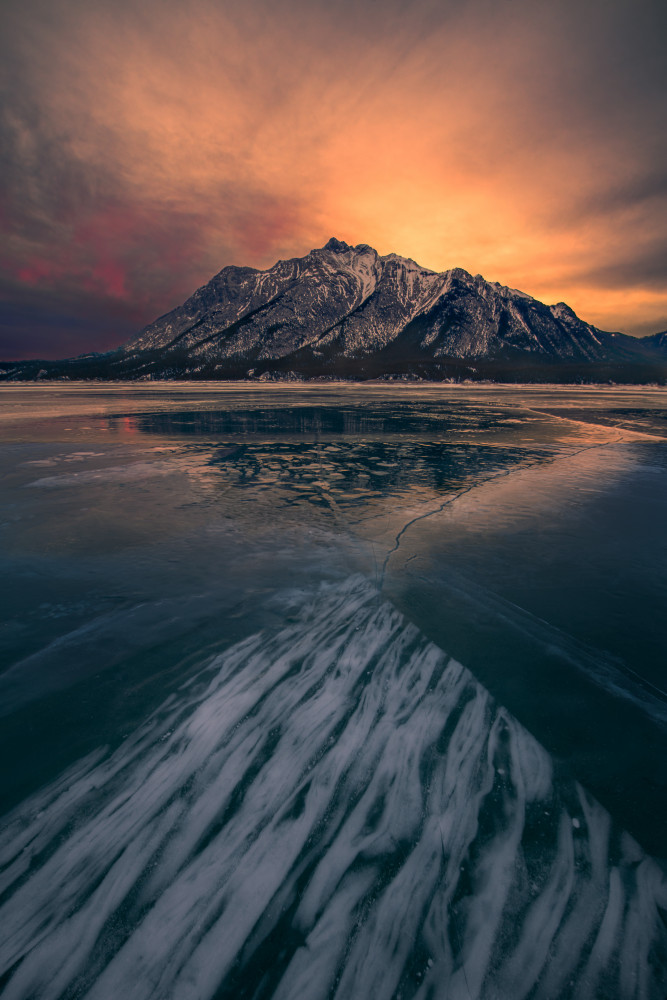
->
left=551, top=301, right=577, bottom=318
left=322, top=237, right=353, bottom=253
left=319, top=238, right=379, bottom=257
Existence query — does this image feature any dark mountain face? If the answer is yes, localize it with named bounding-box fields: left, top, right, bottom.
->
left=643, top=331, right=667, bottom=352
left=2, top=239, right=667, bottom=382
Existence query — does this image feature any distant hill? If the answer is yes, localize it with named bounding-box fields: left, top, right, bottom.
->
left=3, top=239, right=666, bottom=383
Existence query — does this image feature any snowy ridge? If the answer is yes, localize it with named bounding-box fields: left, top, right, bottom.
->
left=119, top=238, right=661, bottom=375
left=1, top=577, right=665, bottom=1000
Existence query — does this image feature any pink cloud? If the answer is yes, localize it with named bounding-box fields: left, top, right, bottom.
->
left=85, top=261, right=128, bottom=299
left=17, top=260, right=61, bottom=285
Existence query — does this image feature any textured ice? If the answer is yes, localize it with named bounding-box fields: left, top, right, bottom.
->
left=1, top=578, right=665, bottom=1000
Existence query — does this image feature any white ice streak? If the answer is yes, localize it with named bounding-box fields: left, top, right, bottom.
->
left=25, top=456, right=200, bottom=489
left=0, top=578, right=665, bottom=1000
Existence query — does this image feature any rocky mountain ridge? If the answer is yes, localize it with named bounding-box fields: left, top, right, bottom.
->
left=2, top=238, right=667, bottom=382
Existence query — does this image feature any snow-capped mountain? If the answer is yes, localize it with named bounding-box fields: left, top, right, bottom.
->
left=3, top=239, right=667, bottom=381
left=114, top=238, right=666, bottom=377
left=121, top=238, right=630, bottom=364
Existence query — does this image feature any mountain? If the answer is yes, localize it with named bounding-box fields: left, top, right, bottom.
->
left=643, top=331, right=667, bottom=352
left=2, top=239, right=667, bottom=382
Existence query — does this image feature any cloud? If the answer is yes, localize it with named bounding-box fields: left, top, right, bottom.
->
left=1, top=0, right=666, bottom=357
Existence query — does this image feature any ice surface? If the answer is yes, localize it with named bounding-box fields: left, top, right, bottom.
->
left=2, top=384, right=667, bottom=999
left=1, top=578, right=665, bottom=1000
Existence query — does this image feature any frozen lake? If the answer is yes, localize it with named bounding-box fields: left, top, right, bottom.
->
left=1, top=383, right=666, bottom=999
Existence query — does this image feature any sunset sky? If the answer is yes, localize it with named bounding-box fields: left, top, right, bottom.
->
left=1, top=0, right=666, bottom=359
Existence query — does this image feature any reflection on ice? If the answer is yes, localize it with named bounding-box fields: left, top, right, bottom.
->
left=1, top=579, right=665, bottom=1000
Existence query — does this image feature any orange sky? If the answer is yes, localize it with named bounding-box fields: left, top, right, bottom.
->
left=1, top=0, right=666, bottom=358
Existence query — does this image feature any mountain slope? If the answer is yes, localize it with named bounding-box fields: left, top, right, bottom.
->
left=643, top=331, right=667, bottom=352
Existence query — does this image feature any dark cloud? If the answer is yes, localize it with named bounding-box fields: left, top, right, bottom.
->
left=0, top=301, right=136, bottom=361
left=1, top=0, right=666, bottom=356
left=563, top=236, right=667, bottom=293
